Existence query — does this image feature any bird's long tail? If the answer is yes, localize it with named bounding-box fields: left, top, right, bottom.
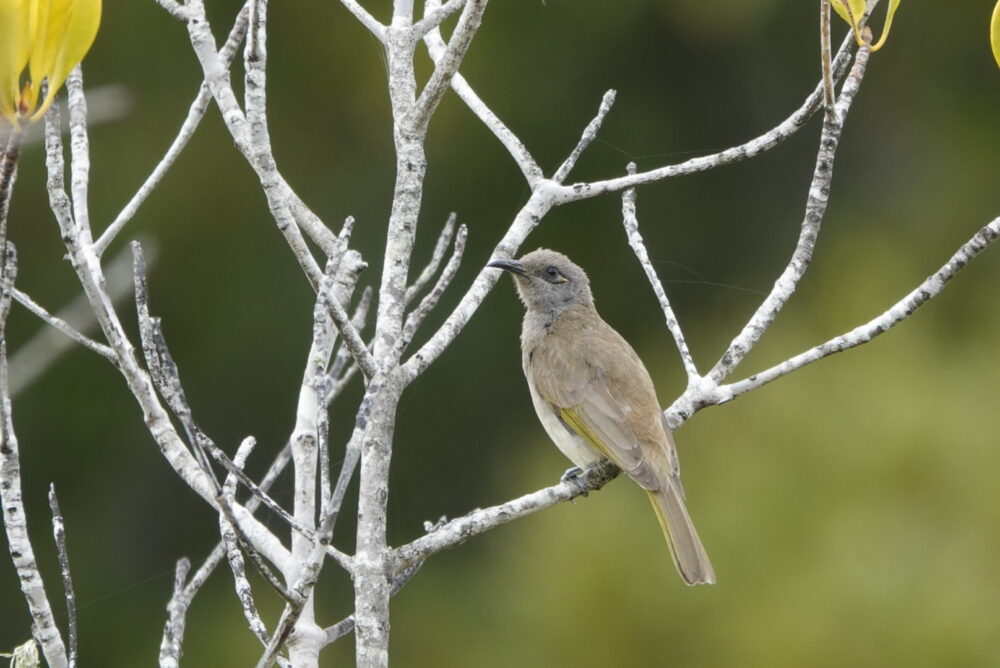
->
left=647, top=484, right=716, bottom=585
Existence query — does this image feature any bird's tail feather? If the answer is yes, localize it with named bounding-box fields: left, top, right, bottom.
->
left=647, top=484, right=716, bottom=585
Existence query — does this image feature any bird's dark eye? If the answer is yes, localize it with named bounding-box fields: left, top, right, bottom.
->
left=541, top=265, right=568, bottom=284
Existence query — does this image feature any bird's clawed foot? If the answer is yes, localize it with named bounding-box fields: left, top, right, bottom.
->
left=561, top=466, right=589, bottom=496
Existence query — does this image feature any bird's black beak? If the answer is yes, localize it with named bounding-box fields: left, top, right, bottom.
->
left=487, top=259, right=527, bottom=276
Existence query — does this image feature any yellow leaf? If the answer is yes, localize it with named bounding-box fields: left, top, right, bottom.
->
left=830, top=0, right=865, bottom=27
left=871, top=0, right=901, bottom=52
left=830, top=0, right=902, bottom=52
left=0, top=0, right=31, bottom=125
left=992, top=0, right=1000, bottom=69
left=30, top=0, right=102, bottom=120
left=830, top=0, right=866, bottom=46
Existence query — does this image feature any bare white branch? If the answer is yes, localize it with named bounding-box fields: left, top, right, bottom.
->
left=158, top=557, right=191, bottom=668
left=400, top=186, right=556, bottom=383
left=220, top=506, right=279, bottom=651
left=410, top=0, right=489, bottom=132
left=321, top=254, right=378, bottom=379
left=620, top=166, right=698, bottom=380
left=0, top=130, right=21, bottom=245
left=393, top=0, right=414, bottom=23
left=243, top=0, right=326, bottom=287
left=154, top=0, right=189, bottom=21
left=718, top=217, right=1000, bottom=401
left=546, top=28, right=859, bottom=204
left=422, top=0, right=542, bottom=185
left=401, top=29, right=867, bottom=391
left=321, top=560, right=424, bottom=646
left=399, top=223, right=467, bottom=355
left=47, top=486, right=78, bottom=668
left=411, top=0, right=465, bottom=38
left=340, top=0, right=386, bottom=40
left=66, top=69, right=92, bottom=242
left=95, top=5, right=250, bottom=256
left=326, top=286, right=374, bottom=398
left=707, top=41, right=872, bottom=384
left=45, top=102, right=291, bottom=573
left=177, top=0, right=337, bottom=271
left=160, top=442, right=293, bottom=668
left=820, top=0, right=836, bottom=112
left=405, top=213, right=456, bottom=305
left=23, top=1, right=996, bottom=666
left=394, top=462, right=619, bottom=570
left=11, top=287, right=114, bottom=361
left=552, top=89, right=617, bottom=183
left=10, top=243, right=152, bottom=395
left=0, top=246, right=69, bottom=668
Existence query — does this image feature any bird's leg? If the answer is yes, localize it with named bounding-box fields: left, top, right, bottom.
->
left=560, top=466, right=589, bottom=496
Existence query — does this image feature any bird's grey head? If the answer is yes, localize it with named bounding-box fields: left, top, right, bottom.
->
left=487, top=248, right=594, bottom=313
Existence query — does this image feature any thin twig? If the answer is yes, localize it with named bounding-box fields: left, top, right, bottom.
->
left=327, top=286, right=373, bottom=391
left=716, top=216, right=1000, bottom=402
left=398, top=223, right=467, bottom=353
left=154, top=0, right=189, bottom=21
left=400, top=189, right=555, bottom=383
left=241, top=0, right=327, bottom=287
left=322, top=272, right=378, bottom=380
left=10, top=243, right=154, bottom=396
left=393, top=462, right=619, bottom=570
left=159, top=443, right=294, bottom=667
left=404, top=213, right=456, bottom=306
left=620, top=164, right=698, bottom=380
left=411, top=0, right=465, bottom=38
left=321, top=560, right=425, bottom=645
left=66, top=68, right=92, bottom=240
left=410, top=0, right=491, bottom=132
left=134, top=247, right=308, bottom=559
left=47, top=486, right=78, bottom=668
left=132, top=242, right=219, bottom=484
left=0, top=130, right=22, bottom=271
left=158, top=557, right=191, bottom=668
left=48, top=86, right=290, bottom=573
left=217, top=436, right=289, bottom=653
left=208, top=443, right=317, bottom=541
left=10, top=288, right=115, bottom=361
left=421, top=1, right=542, bottom=185
left=820, top=0, right=836, bottom=113
left=552, top=89, right=616, bottom=183
left=176, top=0, right=336, bottom=277
left=707, top=39, right=872, bottom=384
left=220, top=507, right=283, bottom=648
left=96, top=3, right=250, bottom=256
left=339, top=0, right=386, bottom=40
left=547, top=28, right=859, bottom=204
left=255, top=405, right=369, bottom=668
left=0, top=244, right=69, bottom=668
left=402, top=32, right=860, bottom=385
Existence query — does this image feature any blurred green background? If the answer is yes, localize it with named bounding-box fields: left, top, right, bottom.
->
left=3, top=0, right=1000, bottom=665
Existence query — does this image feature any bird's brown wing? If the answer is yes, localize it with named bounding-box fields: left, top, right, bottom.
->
left=528, top=321, right=661, bottom=491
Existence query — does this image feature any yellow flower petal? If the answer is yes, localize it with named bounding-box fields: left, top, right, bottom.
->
left=29, top=0, right=102, bottom=120
left=0, top=0, right=31, bottom=124
left=992, top=0, right=1000, bottom=70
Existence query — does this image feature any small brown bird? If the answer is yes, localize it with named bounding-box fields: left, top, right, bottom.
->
left=489, top=249, right=715, bottom=585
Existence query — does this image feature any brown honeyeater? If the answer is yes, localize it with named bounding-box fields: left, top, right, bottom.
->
left=489, top=249, right=714, bottom=585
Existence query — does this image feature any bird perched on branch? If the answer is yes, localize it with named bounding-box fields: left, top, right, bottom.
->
left=489, top=249, right=715, bottom=585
